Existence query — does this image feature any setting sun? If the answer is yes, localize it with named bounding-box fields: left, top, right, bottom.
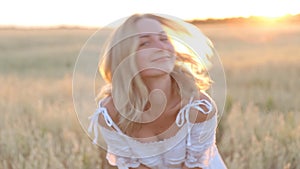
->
left=246, top=15, right=290, bottom=25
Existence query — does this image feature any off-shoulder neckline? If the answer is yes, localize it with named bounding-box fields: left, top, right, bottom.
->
left=99, top=114, right=217, bottom=145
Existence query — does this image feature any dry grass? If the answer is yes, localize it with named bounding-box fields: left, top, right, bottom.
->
left=0, top=22, right=299, bottom=169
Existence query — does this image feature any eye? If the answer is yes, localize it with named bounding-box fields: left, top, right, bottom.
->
left=139, top=41, right=150, bottom=47
left=160, top=35, right=169, bottom=42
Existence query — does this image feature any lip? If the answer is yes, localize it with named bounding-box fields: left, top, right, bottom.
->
left=151, top=56, right=172, bottom=62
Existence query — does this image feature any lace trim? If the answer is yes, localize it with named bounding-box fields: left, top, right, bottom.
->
left=185, top=145, right=217, bottom=168
left=107, top=153, right=140, bottom=169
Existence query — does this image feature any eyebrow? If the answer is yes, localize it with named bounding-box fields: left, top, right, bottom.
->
left=139, top=31, right=166, bottom=38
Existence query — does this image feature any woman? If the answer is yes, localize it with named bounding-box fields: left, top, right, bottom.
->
left=88, top=13, right=227, bottom=169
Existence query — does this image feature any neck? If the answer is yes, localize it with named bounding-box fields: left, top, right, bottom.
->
left=142, top=74, right=173, bottom=100
left=144, top=74, right=181, bottom=111
left=141, top=74, right=178, bottom=123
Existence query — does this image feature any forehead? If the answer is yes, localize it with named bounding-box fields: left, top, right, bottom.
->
left=135, top=18, right=164, bottom=34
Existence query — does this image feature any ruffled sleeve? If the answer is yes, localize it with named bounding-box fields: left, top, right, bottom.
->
left=88, top=99, right=141, bottom=169
left=100, top=128, right=141, bottom=169
left=175, top=98, right=218, bottom=168
left=185, top=115, right=217, bottom=168
left=106, top=152, right=140, bottom=169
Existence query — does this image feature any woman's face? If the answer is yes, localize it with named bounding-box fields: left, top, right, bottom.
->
left=135, top=18, right=176, bottom=78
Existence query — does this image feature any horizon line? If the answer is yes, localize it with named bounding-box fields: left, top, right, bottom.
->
left=1, top=13, right=299, bottom=30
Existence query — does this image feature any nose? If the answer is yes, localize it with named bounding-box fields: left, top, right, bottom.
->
left=153, top=37, right=166, bottom=50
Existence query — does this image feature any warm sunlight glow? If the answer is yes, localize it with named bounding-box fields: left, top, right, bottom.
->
left=0, top=0, right=299, bottom=27
left=262, top=16, right=286, bottom=24
left=254, top=8, right=290, bottom=18
left=250, top=15, right=287, bottom=25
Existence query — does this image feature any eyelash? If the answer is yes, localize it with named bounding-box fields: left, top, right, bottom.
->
left=160, top=35, right=169, bottom=41
left=139, top=42, right=149, bottom=47
left=139, top=37, right=169, bottom=47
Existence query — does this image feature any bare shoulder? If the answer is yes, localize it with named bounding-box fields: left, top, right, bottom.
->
left=189, top=91, right=217, bottom=123
left=97, top=96, right=119, bottom=129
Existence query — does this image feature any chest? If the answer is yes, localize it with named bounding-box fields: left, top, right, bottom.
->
left=133, top=111, right=180, bottom=142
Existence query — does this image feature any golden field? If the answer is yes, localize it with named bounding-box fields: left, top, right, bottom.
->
left=0, top=22, right=299, bottom=169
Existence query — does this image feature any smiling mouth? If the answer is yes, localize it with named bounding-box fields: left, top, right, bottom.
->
left=151, top=56, right=172, bottom=62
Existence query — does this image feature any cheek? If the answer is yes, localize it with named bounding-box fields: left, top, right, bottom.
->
left=136, top=52, right=149, bottom=71
left=136, top=57, right=144, bottom=70
left=166, top=43, right=175, bottom=54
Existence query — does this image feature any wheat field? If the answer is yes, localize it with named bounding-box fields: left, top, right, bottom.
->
left=0, top=22, right=299, bottom=169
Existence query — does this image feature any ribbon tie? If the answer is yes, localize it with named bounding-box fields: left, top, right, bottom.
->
left=88, top=100, right=114, bottom=144
left=175, top=97, right=213, bottom=146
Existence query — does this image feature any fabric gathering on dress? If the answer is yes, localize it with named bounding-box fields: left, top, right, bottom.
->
left=88, top=98, right=227, bottom=169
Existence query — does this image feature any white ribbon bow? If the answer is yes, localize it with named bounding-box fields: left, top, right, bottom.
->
left=175, top=98, right=213, bottom=146
left=88, top=101, right=114, bottom=144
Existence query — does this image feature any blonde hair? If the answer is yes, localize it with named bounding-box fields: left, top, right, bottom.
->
left=97, top=13, right=212, bottom=134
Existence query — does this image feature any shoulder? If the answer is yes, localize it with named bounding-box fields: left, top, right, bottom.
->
left=188, top=91, right=217, bottom=123
left=97, top=97, right=119, bottom=128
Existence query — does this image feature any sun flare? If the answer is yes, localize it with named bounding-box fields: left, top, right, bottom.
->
left=252, top=15, right=289, bottom=25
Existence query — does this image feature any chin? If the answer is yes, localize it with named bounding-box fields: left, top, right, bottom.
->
left=139, top=67, right=173, bottom=78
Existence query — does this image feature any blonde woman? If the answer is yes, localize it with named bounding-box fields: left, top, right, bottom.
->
left=88, top=13, right=227, bottom=169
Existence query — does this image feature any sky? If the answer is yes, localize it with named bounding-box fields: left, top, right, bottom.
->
left=0, top=0, right=299, bottom=27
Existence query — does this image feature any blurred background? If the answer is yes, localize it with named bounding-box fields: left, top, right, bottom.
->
left=0, top=0, right=299, bottom=168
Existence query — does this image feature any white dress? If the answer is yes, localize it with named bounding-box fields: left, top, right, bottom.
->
left=88, top=98, right=227, bottom=169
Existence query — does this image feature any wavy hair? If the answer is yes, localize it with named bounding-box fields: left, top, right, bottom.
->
left=97, top=13, right=213, bottom=134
